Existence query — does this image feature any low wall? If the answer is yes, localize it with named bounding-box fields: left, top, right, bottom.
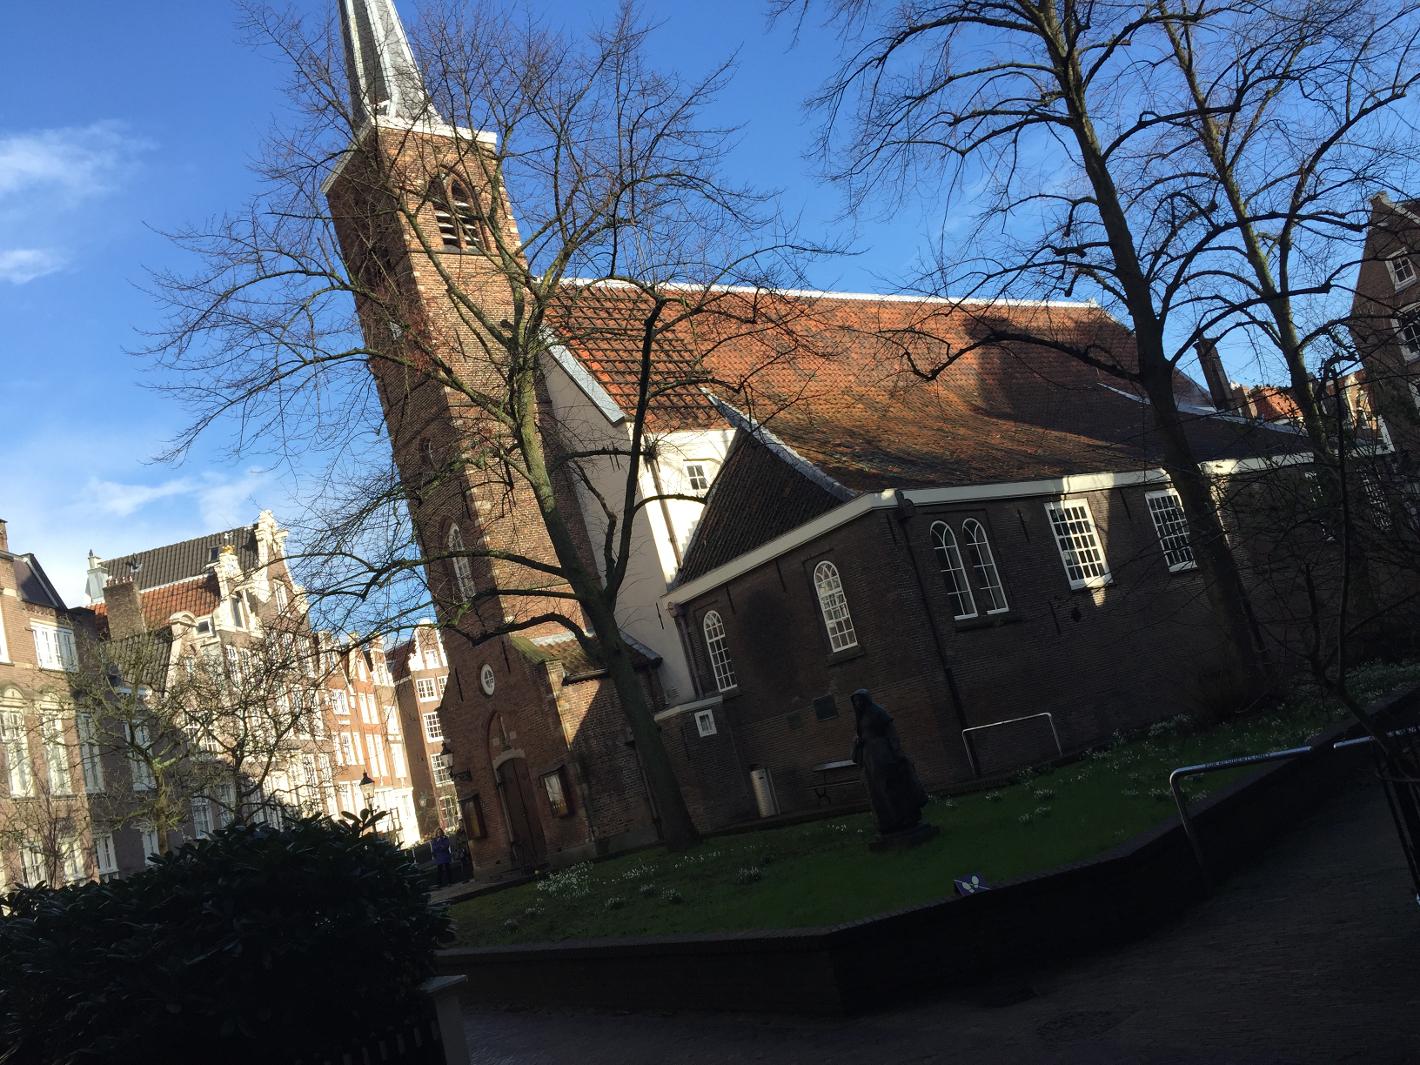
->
left=436, top=686, right=1418, bottom=1015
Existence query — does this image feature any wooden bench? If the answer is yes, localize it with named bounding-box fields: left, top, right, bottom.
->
left=810, top=759, right=863, bottom=806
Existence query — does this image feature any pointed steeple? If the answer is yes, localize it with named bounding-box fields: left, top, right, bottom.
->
left=339, top=0, right=442, bottom=128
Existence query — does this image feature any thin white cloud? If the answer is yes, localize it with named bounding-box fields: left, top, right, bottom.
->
left=0, top=121, right=150, bottom=285
left=86, top=476, right=197, bottom=518
left=0, top=248, right=65, bottom=284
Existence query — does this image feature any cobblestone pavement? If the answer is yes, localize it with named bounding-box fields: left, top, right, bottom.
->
left=461, top=774, right=1420, bottom=1064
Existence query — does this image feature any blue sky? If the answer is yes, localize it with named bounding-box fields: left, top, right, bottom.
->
left=0, top=0, right=1252, bottom=605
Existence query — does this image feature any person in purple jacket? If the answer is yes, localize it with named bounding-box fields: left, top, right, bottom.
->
left=431, top=827, right=453, bottom=887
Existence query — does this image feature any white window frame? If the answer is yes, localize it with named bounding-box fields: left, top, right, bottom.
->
left=1388, top=252, right=1417, bottom=290
left=331, top=689, right=350, bottom=716
left=1396, top=307, right=1420, bottom=361
left=390, top=739, right=408, bottom=778
left=962, top=519, right=1009, bottom=614
left=31, top=623, right=77, bottom=672
left=128, top=723, right=155, bottom=792
left=1144, top=489, right=1197, bottom=572
left=422, top=711, right=444, bottom=742
left=432, top=752, right=454, bottom=785
left=191, top=797, right=213, bottom=838
left=812, top=561, right=859, bottom=652
left=40, top=709, right=72, bottom=796
left=694, top=708, right=718, bottom=738
left=685, top=461, right=715, bottom=495
left=60, top=833, right=85, bottom=884
left=448, top=524, right=476, bottom=602
left=20, top=843, right=45, bottom=885
left=1360, top=472, right=1394, bottom=532
left=702, top=610, right=737, bottom=692
left=77, top=712, right=104, bottom=793
left=139, top=824, right=161, bottom=863
left=2, top=710, right=33, bottom=797
left=415, top=677, right=438, bottom=702
left=930, top=522, right=977, bottom=620
left=1044, top=499, right=1112, bottom=590
left=0, top=609, right=8, bottom=663
left=94, top=832, right=118, bottom=879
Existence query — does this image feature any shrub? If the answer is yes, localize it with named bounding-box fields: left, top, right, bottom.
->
left=604, top=896, right=627, bottom=911
left=735, top=866, right=763, bottom=885
left=660, top=888, right=683, bottom=904
left=0, top=811, right=448, bottom=1065
left=637, top=882, right=658, bottom=898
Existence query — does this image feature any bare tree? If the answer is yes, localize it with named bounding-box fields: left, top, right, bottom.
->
left=782, top=0, right=1420, bottom=702
left=142, top=3, right=827, bottom=848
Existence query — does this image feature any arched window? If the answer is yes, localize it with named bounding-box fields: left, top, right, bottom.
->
left=931, top=522, right=976, bottom=620
left=448, top=525, right=475, bottom=602
left=813, top=561, right=858, bottom=652
left=962, top=519, right=1008, bottom=613
left=702, top=610, right=736, bottom=692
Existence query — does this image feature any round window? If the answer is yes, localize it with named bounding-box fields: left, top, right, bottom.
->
left=480, top=663, right=496, bottom=695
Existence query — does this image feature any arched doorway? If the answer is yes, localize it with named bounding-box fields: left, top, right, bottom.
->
left=490, top=714, right=546, bottom=871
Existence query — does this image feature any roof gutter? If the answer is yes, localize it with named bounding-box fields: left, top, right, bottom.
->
left=662, top=452, right=1314, bottom=606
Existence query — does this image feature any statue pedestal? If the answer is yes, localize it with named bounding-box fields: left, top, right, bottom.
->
left=868, top=822, right=939, bottom=852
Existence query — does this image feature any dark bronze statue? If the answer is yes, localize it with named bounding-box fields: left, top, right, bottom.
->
left=850, top=688, right=930, bottom=840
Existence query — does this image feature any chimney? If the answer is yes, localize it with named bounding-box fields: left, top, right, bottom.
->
left=0, top=519, right=8, bottom=554
left=105, top=580, right=148, bottom=640
left=1196, top=339, right=1234, bottom=411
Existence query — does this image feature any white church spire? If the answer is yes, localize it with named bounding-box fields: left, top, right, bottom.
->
left=339, top=0, right=442, bottom=128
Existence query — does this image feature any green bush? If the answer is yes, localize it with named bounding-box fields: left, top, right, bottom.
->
left=0, top=812, right=449, bottom=1065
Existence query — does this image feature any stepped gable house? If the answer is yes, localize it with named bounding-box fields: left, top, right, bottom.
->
left=324, top=0, right=1314, bottom=867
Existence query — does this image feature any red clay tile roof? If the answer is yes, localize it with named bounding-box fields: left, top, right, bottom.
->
left=90, top=575, right=221, bottom=630
left=548, top=284, right=1298, bottom=492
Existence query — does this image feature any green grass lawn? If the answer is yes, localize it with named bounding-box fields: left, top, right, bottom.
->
left=448, top=662, right=1420, bottom=947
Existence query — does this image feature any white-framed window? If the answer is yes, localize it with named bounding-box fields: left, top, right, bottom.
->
left=812, top=561, right=858, bottom=652
left=225, top=644, right=240, bottom=684
left=1397, top=308, right=1420, bottom=360
left=1044, top=499, right=1112, bottom=589
left=2, top=710, right=33, bottom=797
left=930, top=522, right=976, bottom=619
left=60, top=833, right=85, bottom=884
left=384, top=707, right=401, bottom=737
left=685, top=461, right=715, bottom=495
left=139, top=824, right=161, bottom=863
left=1144, top=490, right=1196, bottom=572
left=1388, top=252, right=1417, bottom=289
left=31, top=623, right=77, bottom=672
left=20, top=843, right=45, bottom=885
left=331, top=689, right=350, bottom=716
left=215, top=782, right=237, bottom=829
left=962, top=519, right=1008, bottom=613
left=415, top=677, right=438, bottom=702
left=694, top=708, right=717, bottom=738
left=339, top=731, right=357, bottom=766
left=437, top=674, right=448, bottom=694
left=702, top=611, right=737, bottom=692
left=369, top=737, right=388, bottom=779
left=439, top=793, right=459, bottom=827
left=191, top=797, right=212, bottom=838
left=229, top=595, right=246, bottom=629
left=127, top=723, right=155, bottom=792
left=0, top=610, right=8, bottom=663
left=77, top=713, right=104, bottom=793
left=432, top=752, right=453, bottom=785
left=40, top=710, right=72, bottom=796
left=94, top=832, right=118, bottom=879
left=273, top=582, right=289, bottom=614
left=422, top=711, right=444, bottom=742
left=390, top=740, right=408, bottom=778
left=448, top=525, right=476, bottom=601
left=1361, top=472, right=1394, bottom=531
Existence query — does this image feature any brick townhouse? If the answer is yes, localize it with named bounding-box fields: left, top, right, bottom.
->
left=315, top=0, right=1401, bottom=866
left=388, top=621, right=451, bottom=839
left=77, top=512, right=344, bottom=875
left=0, top=520, right=95, bottom=887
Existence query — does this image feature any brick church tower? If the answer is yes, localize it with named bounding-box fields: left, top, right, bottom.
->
left=322, top=0, right=665, bottom=871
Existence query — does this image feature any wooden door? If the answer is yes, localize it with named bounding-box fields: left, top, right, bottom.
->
left=496, top=757, right=547, bottom=871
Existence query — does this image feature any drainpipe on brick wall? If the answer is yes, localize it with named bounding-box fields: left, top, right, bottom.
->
left=894, top=491, right=973, bottom=771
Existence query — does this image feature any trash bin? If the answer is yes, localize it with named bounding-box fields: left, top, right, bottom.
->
left=749, top=765, right=779, bottom=818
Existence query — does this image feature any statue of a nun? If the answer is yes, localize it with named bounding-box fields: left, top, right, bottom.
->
left=850, top=689, right=930, bottom=838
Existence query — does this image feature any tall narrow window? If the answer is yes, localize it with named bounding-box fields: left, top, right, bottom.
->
left=930, top=522, right=976, bottom=619
left=273, top=582, right=290, bottom=614
left=1044, top=500, right=1111, bottom=589
left=432, top=752, right=454, bottom=785
left=94, top=833, right=118, bottom=879
left=1397, top=308, right=1420, bottom=360
left=60, top=833, right=85, bottom=884
left=0, top=610, right=8, bottom=663
left=448, top=525, right=476, bottom=601
left=77, top=713, right=104, bottom=793
left=962, top=520, right=1008, bottom=613
left=1360, top=472, right=1394, bottom=532
left=422, top=711, right=444, bottom=741
left=449, top=182, right=482, bottom=249
left=191, top=797, right=213, bottom=838
left=128, top=723, right=155, bottom=792
left=813, top=561, right=858, bottom=652
left=702, top=610, right=737, bottom=692
left=1145, top=490, right=1196, bottom=572
left=40, top=710, right=72, bottom=796
left=2, top=710, right=33, bottom=797
left=1389, top=253, right=1417, bottom=289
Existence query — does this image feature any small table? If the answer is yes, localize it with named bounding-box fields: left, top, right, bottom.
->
left=811, top=759, right=862, bottom=806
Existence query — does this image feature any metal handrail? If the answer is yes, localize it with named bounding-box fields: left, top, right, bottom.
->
left=1169, top=724, right=1420, bottom=892
left=961, top=711, right=1062, bottom=776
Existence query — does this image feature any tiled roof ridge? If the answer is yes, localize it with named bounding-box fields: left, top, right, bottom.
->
left=555, top=277, right=1105, bottom=312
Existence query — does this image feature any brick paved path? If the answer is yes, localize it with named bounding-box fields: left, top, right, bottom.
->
left=461, top=773, right=1420, bottom=1064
